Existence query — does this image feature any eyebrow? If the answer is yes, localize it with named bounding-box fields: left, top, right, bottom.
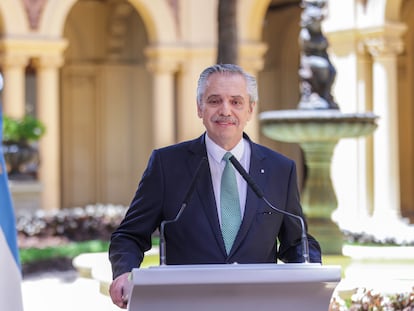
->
left=206, top=95, right=220, bottom=99
left=206, top=95, right=245, bottom=100
left=231, top=95, right=244, bottom=100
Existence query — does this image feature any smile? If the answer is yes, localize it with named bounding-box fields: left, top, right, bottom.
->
left=213, top=116, right=237, bottom=125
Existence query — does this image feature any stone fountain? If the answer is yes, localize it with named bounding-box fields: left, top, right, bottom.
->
left=259, top=0, right=378, bottom=254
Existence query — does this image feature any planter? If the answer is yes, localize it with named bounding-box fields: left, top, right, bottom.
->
left=2, top=141, right=39, bottom=180
left=2, top=114, right=45, bottom=180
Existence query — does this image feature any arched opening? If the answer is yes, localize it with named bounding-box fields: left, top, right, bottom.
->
left=61, top=0, right=152, bottom=208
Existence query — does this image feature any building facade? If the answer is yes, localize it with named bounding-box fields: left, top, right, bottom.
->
left=0, top=0, right=413, bottom=238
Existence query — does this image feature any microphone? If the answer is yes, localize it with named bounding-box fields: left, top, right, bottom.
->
left=159, top=157, right=208, bottom=266
left=228, top=155, right=310, bottom=264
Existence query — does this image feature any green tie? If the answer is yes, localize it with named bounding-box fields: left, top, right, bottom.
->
left=220, top=152, right=241, bottom=254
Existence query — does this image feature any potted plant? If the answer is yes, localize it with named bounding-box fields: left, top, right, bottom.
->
left=2, top=115, right=46, bottom=180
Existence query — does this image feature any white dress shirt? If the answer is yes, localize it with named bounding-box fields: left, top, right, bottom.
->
left=205, top=133, right=251, bottom=225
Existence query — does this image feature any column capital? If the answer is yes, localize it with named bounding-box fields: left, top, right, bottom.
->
left=0, top=54, right=30, bottom=68
left=239, top=41, right=268, bottom=75
left=359, top=23, right=406, bottom=57
left=145, top=45, right=185, bottom=73
left=364, top=36, right=404, bottom=58
left=0, top=37, right=68, bottom=68
left=32, top=55, right=65, bottom=69
left=0, top=39, right=28, bottom=68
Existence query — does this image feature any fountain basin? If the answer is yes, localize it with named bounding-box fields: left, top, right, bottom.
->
left=260, top=110, right=378, bottom=143
left=259, top=109, right=378, bottom=254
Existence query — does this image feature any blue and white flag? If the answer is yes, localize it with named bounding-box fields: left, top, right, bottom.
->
left=0, top=73, right=24, bottom=311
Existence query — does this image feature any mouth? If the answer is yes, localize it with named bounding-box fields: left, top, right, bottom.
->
left=213, top=116, right=237, bottom=126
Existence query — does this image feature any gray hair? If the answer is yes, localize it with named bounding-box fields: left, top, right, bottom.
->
left=196, top=64, right=258, bottom=107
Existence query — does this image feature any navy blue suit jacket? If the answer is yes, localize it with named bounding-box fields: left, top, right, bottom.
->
left=109, top=133, right=321, bottom=278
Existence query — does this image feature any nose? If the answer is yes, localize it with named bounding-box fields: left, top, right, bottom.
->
left=219, top=100, right=231, bottom=116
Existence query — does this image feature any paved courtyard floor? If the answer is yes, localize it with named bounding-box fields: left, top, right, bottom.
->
left=22, top=271, right=118, bottom=311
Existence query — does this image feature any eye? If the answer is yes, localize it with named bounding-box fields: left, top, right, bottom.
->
left=207, top=97, right=221, bottom=105
left=231, top=98, right=245, bottom=108
left=231, top=96, right=245, bottom=107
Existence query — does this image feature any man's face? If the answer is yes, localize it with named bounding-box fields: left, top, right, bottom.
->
left=197, top=72, right=255, bottom=150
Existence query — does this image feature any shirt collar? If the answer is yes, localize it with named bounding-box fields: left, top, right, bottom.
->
left=205, top=133, right=245, bottom=164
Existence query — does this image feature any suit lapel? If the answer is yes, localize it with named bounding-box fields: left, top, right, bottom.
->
left=188, top=134, right=226, bottom=255
left=230, top=140, right=267, bottom=255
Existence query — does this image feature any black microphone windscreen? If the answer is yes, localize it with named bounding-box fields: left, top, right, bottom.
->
left=229, top=155, right=264, bottom=198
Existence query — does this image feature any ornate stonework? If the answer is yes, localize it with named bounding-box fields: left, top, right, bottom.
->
left=22, top=0, right=47, bottom=30
left=364, top=35, right=405, bottom=58
left=166, top=0, right=179, bottom=36
left=360, top=23, right=407, bottom=58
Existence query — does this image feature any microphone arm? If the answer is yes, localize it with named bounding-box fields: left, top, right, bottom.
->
left=159, top=157, right=207, bottom=266
left=229, top=155, right=310, bottom=264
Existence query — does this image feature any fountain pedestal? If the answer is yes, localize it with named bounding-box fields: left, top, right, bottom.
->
left=300, top=141, right=343, bottom=254
left=260, top=110, right=377, bottom=254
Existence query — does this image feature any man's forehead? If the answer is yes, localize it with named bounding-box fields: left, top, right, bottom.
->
left=205, top=72, right=246, bottom=88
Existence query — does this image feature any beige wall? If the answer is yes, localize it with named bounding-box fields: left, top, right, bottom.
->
left=61, top=63, right=153, bottom=207
left=398, top=0, right=414, bottom=221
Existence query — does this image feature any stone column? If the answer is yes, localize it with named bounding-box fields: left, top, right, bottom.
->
left=0, top=54, right=28, bottom=118
left=32, top=55, right=64, bottom=210
left=176, top=50, right=214, bottom=141
left=356, top=46, right=375, bottom=218
left=146, top=47, right=181, bottom=148
left=326, top=31, right=375, bottom=229
left=239, top=41, right=267, bottom=142
left=148, top=42, right=266, bottom=143
left=363, top=24, right=406, bottom=222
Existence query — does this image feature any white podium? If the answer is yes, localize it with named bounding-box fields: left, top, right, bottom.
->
left=127, top=263, right=341, bottom=311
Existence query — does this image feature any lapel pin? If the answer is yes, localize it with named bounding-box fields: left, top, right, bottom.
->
left=260, top=169, right=264, bottom=174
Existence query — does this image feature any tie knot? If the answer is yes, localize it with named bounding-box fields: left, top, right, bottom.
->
left=223, top=152, right=233, bottom=162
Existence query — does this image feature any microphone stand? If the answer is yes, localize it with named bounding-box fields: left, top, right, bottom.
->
left=261, top=196, right=310, bottom=264
left=229, top=155, right=310, bottom=264
left=159, top=203, right=187, bottom=266
left=159, top=157, right=207, bottom=266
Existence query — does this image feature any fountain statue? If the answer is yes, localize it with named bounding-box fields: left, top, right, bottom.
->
left=298, top=0, right=338, bottom=110
left=259, top=0, right=378, bottom=254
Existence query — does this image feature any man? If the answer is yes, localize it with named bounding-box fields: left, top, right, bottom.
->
left=109, top=64, right=321, bottom=308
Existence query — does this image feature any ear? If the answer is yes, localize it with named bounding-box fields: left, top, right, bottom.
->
left=247, top=102, right=256, bottom=120
left=197, top=103, right=203, bottom=118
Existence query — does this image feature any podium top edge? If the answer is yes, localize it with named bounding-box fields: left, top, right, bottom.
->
left=140, top=263, right=339, bottom=271
left=129, top=263, right=342, bottom=286
left=131, top=263, right=342, bottom=276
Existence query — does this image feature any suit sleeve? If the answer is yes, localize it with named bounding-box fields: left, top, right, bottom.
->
left=276, top=161, right=322, bottom=263
left=109, top=150, right=164, bottom=279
